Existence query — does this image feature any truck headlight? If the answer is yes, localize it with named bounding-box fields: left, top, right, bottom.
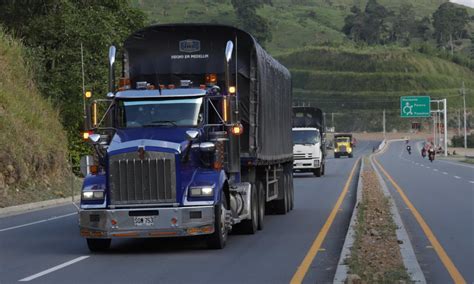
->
left=189, top=186, right=214, bottom=197
left=82, top=190, right=104, bottom=200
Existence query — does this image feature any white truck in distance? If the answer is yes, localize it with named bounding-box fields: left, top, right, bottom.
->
left=293, top=127, right=325, bottom=176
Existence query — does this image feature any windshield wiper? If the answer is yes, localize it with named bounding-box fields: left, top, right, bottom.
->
left=143, top=120, right=177, bottom=127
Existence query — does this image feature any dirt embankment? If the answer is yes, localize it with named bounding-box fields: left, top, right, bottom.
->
left=0, top=29, right=72, bottom=207
left=347, top=160, right=410, bottom=283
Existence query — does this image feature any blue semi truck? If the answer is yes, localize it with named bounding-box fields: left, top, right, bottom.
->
left=79, top=24, right=294, bottom=251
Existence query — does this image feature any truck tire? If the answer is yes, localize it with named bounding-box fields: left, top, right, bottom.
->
left=273, top=171, right=288, bottom=214
left=257, top=180, right=265, bottom=230
left=236, top=184, right=258, bottom=234
left=321, top=163, right=325, bottom=176
left=207, top=196, right=229, bottom=249
left=314, top=167, right=322, bottom=177
left=349, top=154, right=353, bottom=158
left=334, top=153, right=339, bottom=158
left=87, top=238, right=111, bottom=252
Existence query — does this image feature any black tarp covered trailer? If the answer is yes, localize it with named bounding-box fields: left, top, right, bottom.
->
left=292, top=106, right=325, bottom=135
left=122, top=24, right=293, bottom=164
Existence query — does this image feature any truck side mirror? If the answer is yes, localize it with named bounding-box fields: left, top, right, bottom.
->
left=108, top=45, right=116, bottom=93
left=186, top=130, right=199, bottom=141
left=225, top=41, right=233, bottom=63
left=89, top=134, right=101, bottom=143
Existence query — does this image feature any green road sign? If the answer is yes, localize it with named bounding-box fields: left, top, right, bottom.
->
left=400, top=96, right=431, bottom=117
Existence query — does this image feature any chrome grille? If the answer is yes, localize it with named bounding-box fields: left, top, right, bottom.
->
left=109, top=151, right=176, bottom=205
left=340, top=146, right=347, bottom=152
left=294, top=153, right=313, bottom=159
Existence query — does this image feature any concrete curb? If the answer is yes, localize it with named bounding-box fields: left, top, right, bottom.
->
left=333, top=158, right=364, bottom=283
left=371, top=146, right=426, bottom=283
left=0, top=195, right=80, bottom=218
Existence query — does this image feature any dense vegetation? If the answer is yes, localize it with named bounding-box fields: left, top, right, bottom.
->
left=0, top=29, right=70, bottom=206
left=0, top=0, right=146, bottom=167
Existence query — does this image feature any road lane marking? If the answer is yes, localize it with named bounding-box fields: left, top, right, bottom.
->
left=0, top=212, right=76, bottom=232
left=373, top=158, right=466, bottom=284
left=469, top=181, right=474, bottom=184
left=433, top=169, right=438, bottom=172
left=443, top=172, right=448, bottom=175
left=426, top=166, right=430, bottom=169
left=291, top=158, right=360, bottom=284
left=454, top=176, right=461, bottom=179
left=19, top=256, right=89, bottom=281
left=438, top=160, right=474, bottom=169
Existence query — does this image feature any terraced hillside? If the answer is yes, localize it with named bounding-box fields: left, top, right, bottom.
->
left=0, top=29, right=71, bottom=207
left=277, top=46, right=474, bottom=110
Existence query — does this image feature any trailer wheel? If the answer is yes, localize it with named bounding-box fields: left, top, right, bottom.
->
left=87, top=238, right=111, bottom=252
left=257, top=180, right=265, bottom=230
left=207, top=196, right=228, bottom=249
left=236, top=183, right=258, bottom=234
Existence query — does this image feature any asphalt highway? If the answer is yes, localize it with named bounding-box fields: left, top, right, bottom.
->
left=374, top=141, right=473, bottom=284
left=0, top=141, right=378, bottom=284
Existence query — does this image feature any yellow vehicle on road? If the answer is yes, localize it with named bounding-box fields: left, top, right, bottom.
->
left=334, top=134, right=353, bottom=158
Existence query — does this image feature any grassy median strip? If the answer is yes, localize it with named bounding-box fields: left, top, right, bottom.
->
left=346, top=158, right=410, bottom=283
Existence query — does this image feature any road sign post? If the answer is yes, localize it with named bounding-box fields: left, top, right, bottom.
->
left=400, top=96, right=431, bottom=118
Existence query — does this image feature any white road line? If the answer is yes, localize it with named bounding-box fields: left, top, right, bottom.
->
left=0, top=212, right=76, bottom=232
left=469, top=181, right=474, bottom=184
left=426, top=166, right=430, bottom=169
left=433, top=169, right=438, bottom=172
left=439, top=159, right=474, bottom=169
left=19, top=256, right=89, bottom=282
left=454, top=176, right=461, bottom=179
left=443, top=172, right=448, bottom=175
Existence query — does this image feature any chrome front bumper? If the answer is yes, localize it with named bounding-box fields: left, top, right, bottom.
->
left=79, top=206, right=215, bottom=239
left=293, top=159, right=320, bottom=170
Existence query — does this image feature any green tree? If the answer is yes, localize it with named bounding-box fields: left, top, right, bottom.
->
left=342, top=6, right=365, bottom=42
left=342, top=0, right=390, bottom=45
left=0, top=0, right=145, bottom=165
left=433, top=2, right=470, bottom=53
left=390, top=3, right=416, bottom=45
left=363, top=0, right=390, bottom=44
left=231, top=0, right=272, bottom=45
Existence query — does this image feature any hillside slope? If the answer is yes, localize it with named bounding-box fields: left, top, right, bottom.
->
left=0, top=29, right=70, bottom=207
left=277, top=46, right=474, bottom=110
left=132, top=0, right=472, bottom=54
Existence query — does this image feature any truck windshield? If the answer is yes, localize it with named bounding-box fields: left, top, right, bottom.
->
left=293, top=130, right=320, bottom=145
left=336, top=137, right=351, bottom=143
left=117, top=97, right=203, bottom=128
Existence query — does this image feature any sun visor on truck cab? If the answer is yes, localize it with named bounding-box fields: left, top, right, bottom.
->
left=123, top=24, right=253, bottom=86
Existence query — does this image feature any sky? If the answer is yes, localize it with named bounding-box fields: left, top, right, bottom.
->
left=450, top=0, right=474, bottom=8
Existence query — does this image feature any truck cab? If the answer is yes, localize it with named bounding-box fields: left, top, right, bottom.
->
left=291, top=106, right=326, bottom=177
left=292, top=127, right=324, bottom=176
left=334, top=134, right=353, bottom=158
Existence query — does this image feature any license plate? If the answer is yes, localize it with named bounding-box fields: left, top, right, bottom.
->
left=134, top=216, right=154, bottom=227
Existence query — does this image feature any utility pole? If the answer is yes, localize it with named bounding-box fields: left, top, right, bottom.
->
left=443, top=99, right=448, bottom=157
left=433, top=105, right=437, bottom=148
left=461, top=81, right=467, bottom=150
left=457, top=109, right=461, bottom=136
left=332, top=112, right=334, bottom=131
left=383, top=109, right=386, bottom=139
